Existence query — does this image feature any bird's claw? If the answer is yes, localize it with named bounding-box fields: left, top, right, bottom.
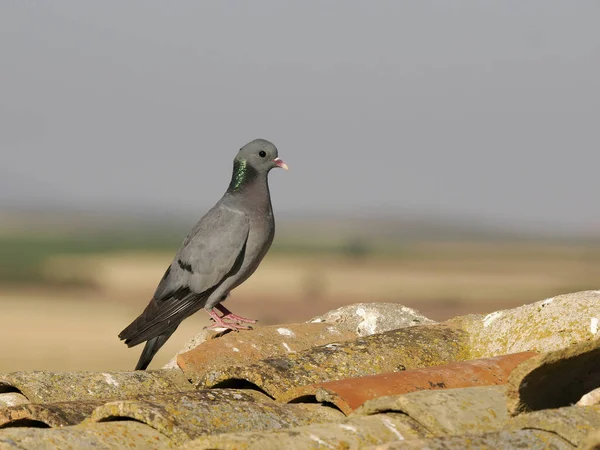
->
left=206, top=309, right=253, bottom=331
left=206, top=321, right=252, bottom=331
left=214, top=304, right=258, bottom=324
left=220, top=313, right=257, bottom=324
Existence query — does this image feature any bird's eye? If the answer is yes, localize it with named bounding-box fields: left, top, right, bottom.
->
left=259, top=151, right=267, bottom=158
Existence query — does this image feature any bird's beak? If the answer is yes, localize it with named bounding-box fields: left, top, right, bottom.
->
left=273, top=158, right=289, bottom=171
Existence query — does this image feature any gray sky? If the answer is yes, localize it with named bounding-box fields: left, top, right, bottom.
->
left=1, top=1, right=599, bottom=231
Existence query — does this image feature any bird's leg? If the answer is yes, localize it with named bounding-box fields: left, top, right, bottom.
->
left=215, top=303, right=258, bottom=324
left=206, top=309, right=252, bottom=331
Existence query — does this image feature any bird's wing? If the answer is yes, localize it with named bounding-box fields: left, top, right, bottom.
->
left=119, top=205, right=249, bottom=344
left=156, top=204, right=250, bottom=301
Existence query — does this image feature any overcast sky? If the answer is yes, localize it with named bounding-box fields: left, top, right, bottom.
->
left=1, top=1, right=599, bottom=231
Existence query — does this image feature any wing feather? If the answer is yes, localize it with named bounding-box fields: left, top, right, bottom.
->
left=119, top=205, right=249, bottom=344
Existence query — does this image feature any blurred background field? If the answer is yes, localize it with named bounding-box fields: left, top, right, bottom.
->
left=2, top=2, right=599, bottom=373
left=2, top=210, right=599, bottom=372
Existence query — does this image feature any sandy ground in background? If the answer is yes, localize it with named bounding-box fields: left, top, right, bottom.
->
left=0, top=288, right=524, bottom=373
left=1, top=251, right=597, bottom=372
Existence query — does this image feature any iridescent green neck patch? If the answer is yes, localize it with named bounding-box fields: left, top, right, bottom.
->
left=228, top=159, right=259, bottom=192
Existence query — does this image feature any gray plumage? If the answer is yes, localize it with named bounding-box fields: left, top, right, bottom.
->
left=119, top=139, right=287, bottom=370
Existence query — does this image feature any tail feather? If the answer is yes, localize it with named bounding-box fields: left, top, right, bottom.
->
left=119, top=317, right=172, bottom=348
left=119, top=290, right=206, bottom=370
left=134, top=330, right=176, bottom=370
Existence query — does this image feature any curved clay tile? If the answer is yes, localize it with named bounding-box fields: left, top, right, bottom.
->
left=362, top=429, right=571, bottom=450
left=0, top=421, right=170, bottom=449
left=355, top=385, right=509, bottom=436
left=177, top=322, right=357, bottom=382
left=282, top=352, right=537, bottom=414
left=448, top=290, right=600, bottom=359
left=506, top=405, right=600, bottom=448
left=181, top=412, right=430, bottom=450
left=0, top=369, right=191, bottom=403
left=196, top=324, right=469, bottom=400
left=0, top=400, right=103, bottom=428
left=507, top=336, right=600, bottom=414
left=88, top=391, right=343, bottom=445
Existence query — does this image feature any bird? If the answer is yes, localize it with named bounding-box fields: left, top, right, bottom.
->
left=119, top=139, right=288, bottom=370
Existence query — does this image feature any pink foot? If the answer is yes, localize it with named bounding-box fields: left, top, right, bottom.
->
left=215, top=304, right=258, bottom=324
left=206, top=309, right=252, bottom=331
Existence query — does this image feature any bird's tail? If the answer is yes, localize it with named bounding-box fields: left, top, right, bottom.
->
left=134, top=330, right=176, bottom=370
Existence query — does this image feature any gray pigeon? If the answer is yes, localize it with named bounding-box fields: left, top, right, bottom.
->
left=119, top=139, right=288, bottom=370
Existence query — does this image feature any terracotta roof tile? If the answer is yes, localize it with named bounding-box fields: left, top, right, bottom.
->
left=367, top=403, right=600, bottom=449
left=449, top=290, right=600, bottom=358
left=0, top=369, right=191, bottom=403
left=0, top=421, right=171, bottom=450
left=181, top=412, right=430, bottom=450
left=507, top=335, right=600, bottom=414
left=578, top=387, right=600, bottom=406
left=364, top=429, right=573, bottom=450
left=585, top=430, right=600, bottom=450
left=177, top=322, right=357, bottom=381
left=196, top=324, right=469, bottom=399
left=355, top=385, right=509, bottom=436
left=0, top=400, right=103, bottom=428
left=0, top=291, right=599, bottom=449
left=506, top=405, right=600, bottom=448
left=89, top=393, right=342, bottom=446
left=308, top=302, right=436, bottom=336
left=0, top=393, right=29, bottom=409
left=282, top=352, right=537, bottom=413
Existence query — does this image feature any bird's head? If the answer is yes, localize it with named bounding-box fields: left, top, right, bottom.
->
left=228, top=139, right=287, bottom=193
left=236, top=139, right=288, bottom=173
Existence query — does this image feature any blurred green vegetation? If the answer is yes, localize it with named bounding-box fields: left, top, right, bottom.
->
left=0, top=230, right=381, bottom=284
left=0, top=231, right=182, bottom=284
left=2, top=218, right=600, bottom=286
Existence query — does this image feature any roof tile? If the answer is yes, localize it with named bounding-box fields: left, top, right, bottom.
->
left=282, top=352, right=536, bottom=413
left=88, top=391, right=343, bottom=445
left=578, top=386, right=600, bottom=406
left=0, top=400, right=103, bottom=428
left=181, top=412, right=430, bottom=450
left=308, top=302, right=436, bottom=336
left=196, top=324, right=469, bottom=399
left=177, top=323, right=357, bottom=380
left=0, top=421, right=172, bottom=450
left=449, top=290, right=600, bottom=358
left=355, top=385, right=508, bottom=436
left=507, top=335, right=600, bottom=414
left=363, top=429, right=573, bottom=449
left=0, top=393, right=29, bottom=408
left=506, top=405, right=600, bottom=447
left=584, top=430, right=600, bottom=450
left=1, top=292, right=599, bottom=449
left=0, top=369, right=191, bottom=403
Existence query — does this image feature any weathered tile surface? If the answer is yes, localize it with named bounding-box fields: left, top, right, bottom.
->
left=308, top=302, right=436, bottom=336
left=450, top=290, right=600, bottom=358
left=89, top=391, right=343, bottom=445
left=177, top=323, right=356, bottom=378
left=0, top=369, right=191, bottom=403
left=507, top=335, right=600, bottom=414
left=182, top=412, right=429, bottom=450
left=197, top=324, right=470, bottom=398
left=0, top=393, right=29, bottom=409
left=584, top=430, right=600, bottom=450
left=355, top=386, right=509, bottom=436
left=282, top=352, right=536, bottom=413
left=0, top=421, right=172, bottom=450
left=2, top=292, right=600, bottom=450
left=364, top=429, right=574, bottom=450
left=0, top=400, right=103, bottom=428
left=506, top=405, right=600, bottom=447
left=579, top=386, right=600, bottom=406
